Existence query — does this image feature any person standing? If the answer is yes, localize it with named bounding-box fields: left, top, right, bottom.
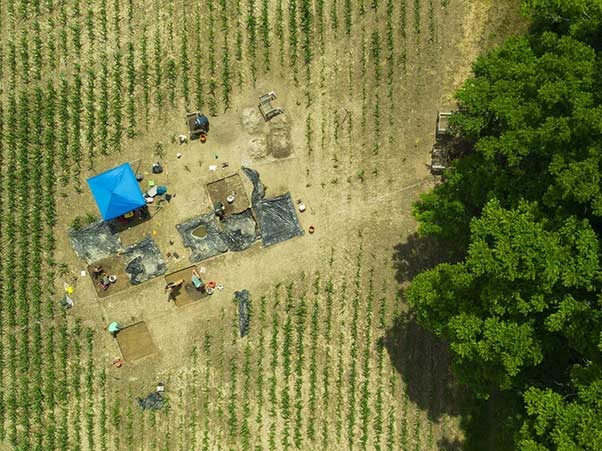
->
left=165, top=279, right=184, bottom=301
left=108, top=322, right=120, bottom=338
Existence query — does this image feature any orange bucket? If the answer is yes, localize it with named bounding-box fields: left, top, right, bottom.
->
left=200, top=133, right=207, bottom=143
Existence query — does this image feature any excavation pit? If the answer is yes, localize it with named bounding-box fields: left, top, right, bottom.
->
left=88, top=255, right=129, bottom=298
left=206, top=173, right=250, bottom=217
left=164, top=265, right=210, bottom=307
left=116, top=321, right=157, bottom=362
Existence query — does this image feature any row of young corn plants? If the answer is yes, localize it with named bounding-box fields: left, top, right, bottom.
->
left=140, top=25, right=151, bottom=126
left=276, top=0, right=285, bottom=67
left=344, top=0, right=352, bottom=35
left=227, top=355, right=239, bottom=441
left=330, top=0, right=339, bottom=35
left=193, top=10, right=204, bottom=111
left=359, top=269, right=375, bottom=449
left=84, top=4, right=97, bottom=168
left=99, top=368, right=108, bottom=450
left=3, top=65, right=19, bottom=447
left=136, top=397, right=146, bottom=451
left=0, top=81, right=5, bottom=446
left=85, top=329, right=96, bottom=451
left=347, top=247, right=364, bottom=449
left=57, top=324, right=70, bottom=449
left=153, top=17, right=164, bottom=113
left=241, top=343, right=252, bottom=450
left=70, top=321, right=83, bottom=451
left=42, top=73, right=59, bottom=446
left=371, top=31, right=382, bottom=156
left=260, top=0, right=270, bottom=71
left=125, top=392, right=135, bottom=451
left=358, top=28, right=368, bottom=158
left=300, top=0, right=313, bottom=94
left=230, top=0, right=242, bottom=89
left=207, top=0, right=218, bottom=115
left=247, top=0, right=258, bottom=84
left=373, top=288, right=388, bottom=451
left=188, top=346, right=199, bottom=450
left=220, top=0, right=233, bottom=109
left=97, top=0, right=110, bottom=157
left=288, top=0, right=299, bottom=84
left=179, top=5, right=191, bottom=108
left=384, top=306, right=402, bottom=451
left=1, top=76, right=15, bottom=448
left=280, top=282, right=294, bottom=448
left=292, top=280, right=308, bottom=449
left=414, top=0, right=422, bottom=38
left=70, top=5, right=83, bottom=187
left=320, top=276, right=335, bottom=449
left=165, top=1, right=178, bottom=108
left=399, top=309, right=411, bottom=450
left=268, top=285, right=281, bottom=450
left=315, top=0, right=325, bottom=53
left=254, top=295, right=267, bottom=451
left=334, top=282, right=347, bottom=444
left=16, top=73, right=33, bottom=451
left=126, top=0, right=137, bottom=138
left=306, top=275, right=321, bottom=443
left=428, top=0, right=436, bottom=45
left=215, top=310, right=227, bottom=439
left=385, top=0, right=396, bottom=150
left=201, top=333, right=212, bottom=451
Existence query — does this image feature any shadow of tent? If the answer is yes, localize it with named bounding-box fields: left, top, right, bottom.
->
left=382, top=312, right=464, bottom=422
left=107, top=206, right=154, bottom=234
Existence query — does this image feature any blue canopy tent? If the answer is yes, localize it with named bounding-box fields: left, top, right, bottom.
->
left=87, top=163, right=146, bottom=221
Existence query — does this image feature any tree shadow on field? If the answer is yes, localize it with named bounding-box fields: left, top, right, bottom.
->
left=392, top=233, right=452, bottom=284
left=437, top=438, right=463, bottom=451
left=382, top=313, right=463, bottom=422
left=387, top=234, right=466, bottom=421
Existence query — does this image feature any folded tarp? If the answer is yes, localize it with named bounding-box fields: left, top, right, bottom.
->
left=242, top=167, right=304, bottom=247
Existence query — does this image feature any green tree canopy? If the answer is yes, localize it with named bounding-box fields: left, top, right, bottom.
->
left=408, top=199, right=600, bottom=398
left=406, top=2, right=602, bottom=449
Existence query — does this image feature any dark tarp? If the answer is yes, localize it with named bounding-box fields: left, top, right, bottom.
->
left=137, top=392, right=165, bottom=410
left=123, top=237, right=167, bottom=285
left=69, top=220, right=123, bottom=263
left=242, top=167, right=304, bottom=247
left=176, top=209, right=258, bottom=263
left=235, top=289, right=250, bottom=338
left=221, top=209, right=259, bottom=251
left=242, top=166, right=265, bottom=203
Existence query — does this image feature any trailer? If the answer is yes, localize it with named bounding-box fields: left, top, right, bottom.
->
left=430, top=145, right=448, bottom=175
left=436, top=111, right=452, bottom=137
left=258, top=91, right=284, bottom=122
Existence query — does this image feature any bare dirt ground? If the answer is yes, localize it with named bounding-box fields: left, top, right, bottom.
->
left=46, top=1, right=524, bottom=449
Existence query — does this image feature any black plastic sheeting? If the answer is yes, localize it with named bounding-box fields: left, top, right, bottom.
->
left=176, top=209, right=258, bottom=263
left=235, top=290, right=250, bottom=338
left=242, top=166, right=266, bottom=203
left=69, top=221, right=123, bottom=263
left=137, top=392, right=165, bottom=410
left=242, top=167, right=304, bottom=247
left=123, top=237, right=167, bottom=285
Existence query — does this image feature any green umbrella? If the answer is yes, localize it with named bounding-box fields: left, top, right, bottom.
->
left=108, top=322, right=120, bottom=333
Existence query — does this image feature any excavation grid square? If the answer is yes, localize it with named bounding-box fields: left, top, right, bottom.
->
left=206, top=173, right=251, bottom=217
left=117, top=322, right=157, bottom=361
